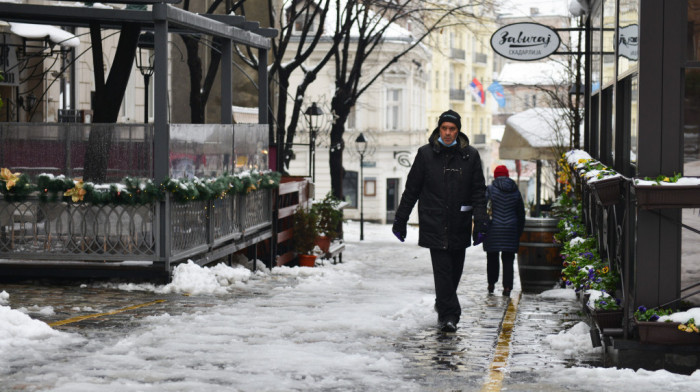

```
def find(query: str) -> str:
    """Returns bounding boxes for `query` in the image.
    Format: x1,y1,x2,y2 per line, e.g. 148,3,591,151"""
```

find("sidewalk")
2,221,699,391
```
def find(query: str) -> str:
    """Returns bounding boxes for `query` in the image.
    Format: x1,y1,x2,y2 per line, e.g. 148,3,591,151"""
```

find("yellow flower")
246,184,257,193
679,324,685,331
602,266,609,274
1,168,21,190
64,179,87,202
663,177,670,182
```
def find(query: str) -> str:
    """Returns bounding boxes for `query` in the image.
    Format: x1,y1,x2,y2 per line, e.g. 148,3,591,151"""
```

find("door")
386,178,399,222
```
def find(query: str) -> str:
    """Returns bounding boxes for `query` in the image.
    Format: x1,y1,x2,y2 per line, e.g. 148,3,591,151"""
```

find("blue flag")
487,81,506,108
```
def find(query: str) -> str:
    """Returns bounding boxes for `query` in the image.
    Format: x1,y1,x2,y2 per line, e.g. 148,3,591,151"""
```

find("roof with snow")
500,107,573,160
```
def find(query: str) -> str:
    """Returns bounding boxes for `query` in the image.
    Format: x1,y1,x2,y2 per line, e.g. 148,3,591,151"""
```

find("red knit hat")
494,165,509,178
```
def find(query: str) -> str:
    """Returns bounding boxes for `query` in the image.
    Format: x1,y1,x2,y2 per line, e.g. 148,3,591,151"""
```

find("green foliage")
643,172,682,184
593,296,621,311
293,205,319,255
634,306,675,322
0,169,281,204
311,192,343,240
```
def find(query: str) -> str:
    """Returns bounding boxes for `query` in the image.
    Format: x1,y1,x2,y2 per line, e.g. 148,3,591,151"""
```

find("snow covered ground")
1,221,700,391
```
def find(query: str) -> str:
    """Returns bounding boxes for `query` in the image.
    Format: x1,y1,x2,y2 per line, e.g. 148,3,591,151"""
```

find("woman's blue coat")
483,176,525,252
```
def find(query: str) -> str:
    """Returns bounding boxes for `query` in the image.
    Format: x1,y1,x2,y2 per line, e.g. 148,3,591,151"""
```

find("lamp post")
304,102,323,182
355,133,367,241
136,32,155,124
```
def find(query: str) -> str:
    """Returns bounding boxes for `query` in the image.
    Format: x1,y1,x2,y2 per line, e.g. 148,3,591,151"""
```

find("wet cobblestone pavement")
1,232,605,391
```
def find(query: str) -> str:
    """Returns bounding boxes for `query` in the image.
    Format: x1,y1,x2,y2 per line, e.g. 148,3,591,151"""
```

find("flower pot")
633,183,700,209
589,176,622,206
635,318,700,345
298,254,317,267
314,235,330,254
591,309,624,330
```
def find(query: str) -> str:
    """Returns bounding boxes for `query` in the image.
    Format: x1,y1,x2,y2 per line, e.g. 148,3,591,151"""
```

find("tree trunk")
84,23,140,183
329,96,351,200
182,35,204,124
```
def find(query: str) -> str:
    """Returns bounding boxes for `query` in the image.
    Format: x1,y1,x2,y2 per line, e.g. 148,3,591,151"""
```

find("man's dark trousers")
430,248,465,324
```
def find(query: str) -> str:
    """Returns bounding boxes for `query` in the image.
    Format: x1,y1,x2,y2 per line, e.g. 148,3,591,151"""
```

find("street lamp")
136,32,154,124
304,102,323,182
355,133,367,241
17,93,37,113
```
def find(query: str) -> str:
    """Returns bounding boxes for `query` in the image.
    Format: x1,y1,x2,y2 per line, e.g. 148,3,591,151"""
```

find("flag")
469,77,486,107
487,81,506,108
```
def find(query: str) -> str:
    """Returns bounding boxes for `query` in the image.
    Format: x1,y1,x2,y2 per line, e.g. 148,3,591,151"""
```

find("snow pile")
539,288,577,300
0,291,8,305
544,321,601,356
658,308,700,324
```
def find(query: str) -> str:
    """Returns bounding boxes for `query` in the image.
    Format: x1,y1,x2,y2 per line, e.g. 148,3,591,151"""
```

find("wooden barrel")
517,217,561,293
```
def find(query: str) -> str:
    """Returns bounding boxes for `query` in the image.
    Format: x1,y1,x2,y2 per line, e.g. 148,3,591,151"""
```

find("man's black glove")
392,219,406,242
472,220,489,246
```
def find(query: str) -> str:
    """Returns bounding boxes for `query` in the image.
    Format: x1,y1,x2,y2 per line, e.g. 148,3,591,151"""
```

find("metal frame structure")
0,1,277,281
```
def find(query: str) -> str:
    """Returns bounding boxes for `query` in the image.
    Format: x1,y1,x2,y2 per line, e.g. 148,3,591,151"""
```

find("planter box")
633,182,700,209
589,176,622,206
636,319,700,345
591,309,624,330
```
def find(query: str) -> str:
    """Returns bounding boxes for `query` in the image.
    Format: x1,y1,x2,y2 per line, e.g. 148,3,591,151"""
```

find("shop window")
343,170,358,208
618,0,639,76
684,69,700,170
688,0,700,61
591,6,602,92
630,76,639,171
602,0,617,86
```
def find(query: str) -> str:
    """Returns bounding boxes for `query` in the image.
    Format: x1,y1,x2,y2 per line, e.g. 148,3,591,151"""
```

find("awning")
500,108,573,161
8,22,80,48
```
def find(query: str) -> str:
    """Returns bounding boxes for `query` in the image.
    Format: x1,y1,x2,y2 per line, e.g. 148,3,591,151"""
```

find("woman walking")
483,165,525,296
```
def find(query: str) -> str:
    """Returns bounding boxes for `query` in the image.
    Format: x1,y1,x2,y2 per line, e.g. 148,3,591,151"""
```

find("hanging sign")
490,22,561,61
618,24,638,61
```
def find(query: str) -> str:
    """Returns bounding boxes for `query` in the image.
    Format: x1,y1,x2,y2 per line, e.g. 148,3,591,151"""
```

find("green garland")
0,169,281,204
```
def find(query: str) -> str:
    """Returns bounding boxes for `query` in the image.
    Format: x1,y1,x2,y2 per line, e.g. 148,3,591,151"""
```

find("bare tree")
326,0,490,199
235,0,346,174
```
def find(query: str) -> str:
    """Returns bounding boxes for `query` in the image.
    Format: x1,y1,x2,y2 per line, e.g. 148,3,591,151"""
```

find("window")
343,170,358,208
347,106,356,129
386,88,401,130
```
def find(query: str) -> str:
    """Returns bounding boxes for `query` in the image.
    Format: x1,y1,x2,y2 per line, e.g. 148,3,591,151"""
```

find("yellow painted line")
48,299,166,327
481,291,521,392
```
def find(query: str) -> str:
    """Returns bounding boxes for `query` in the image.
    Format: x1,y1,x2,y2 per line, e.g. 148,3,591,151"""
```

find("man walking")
392,110,488,333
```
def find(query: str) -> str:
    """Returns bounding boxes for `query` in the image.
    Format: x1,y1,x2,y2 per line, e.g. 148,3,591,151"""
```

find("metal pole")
310,129,316,182
360,153,364,241
144,74,149,124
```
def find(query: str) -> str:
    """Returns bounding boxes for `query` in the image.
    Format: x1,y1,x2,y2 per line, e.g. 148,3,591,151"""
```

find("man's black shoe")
440,320,457,333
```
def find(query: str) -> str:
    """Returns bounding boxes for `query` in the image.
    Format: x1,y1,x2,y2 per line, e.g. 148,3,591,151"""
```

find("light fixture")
136,32,155,123
304,102,324,182
355,132,368,240
17,93,37,113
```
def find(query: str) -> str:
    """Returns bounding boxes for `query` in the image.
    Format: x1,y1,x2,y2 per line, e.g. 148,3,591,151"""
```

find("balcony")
451,47,466,60
473,52,488,65
450,89,466,101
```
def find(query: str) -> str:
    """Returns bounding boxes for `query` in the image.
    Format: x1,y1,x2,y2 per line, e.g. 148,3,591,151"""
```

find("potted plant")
589,295,624,330
292,205,319,267
633,306,700,345
311,192,343,253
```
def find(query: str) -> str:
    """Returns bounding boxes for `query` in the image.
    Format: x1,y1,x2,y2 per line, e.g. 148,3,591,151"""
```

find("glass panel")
618,0,639,76
233,124,269,174
684,69,700,170
688,0,700,61
343,170,358,208
0,123,153,182
170,124,233,179
591,5,602,93
602,0,617,86
682,208,700,305
630,76,639,169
